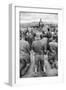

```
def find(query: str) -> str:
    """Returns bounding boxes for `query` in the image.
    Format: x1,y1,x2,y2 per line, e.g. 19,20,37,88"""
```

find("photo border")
9,4,64,86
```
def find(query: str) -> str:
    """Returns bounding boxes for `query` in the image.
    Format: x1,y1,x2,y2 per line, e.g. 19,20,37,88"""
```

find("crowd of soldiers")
20,24,58,78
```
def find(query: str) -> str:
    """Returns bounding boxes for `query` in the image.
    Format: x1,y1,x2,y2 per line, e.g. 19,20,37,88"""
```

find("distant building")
39,18,44,28
38,18,44,31
30,18,44,30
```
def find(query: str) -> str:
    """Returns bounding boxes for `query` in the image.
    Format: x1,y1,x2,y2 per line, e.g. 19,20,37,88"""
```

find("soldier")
20,35,31,77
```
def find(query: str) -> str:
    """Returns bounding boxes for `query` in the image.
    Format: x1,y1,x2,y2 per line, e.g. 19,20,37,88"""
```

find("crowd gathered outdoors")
20,19,58,78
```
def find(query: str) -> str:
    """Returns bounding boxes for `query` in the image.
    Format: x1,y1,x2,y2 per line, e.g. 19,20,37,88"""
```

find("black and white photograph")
20,12,58,78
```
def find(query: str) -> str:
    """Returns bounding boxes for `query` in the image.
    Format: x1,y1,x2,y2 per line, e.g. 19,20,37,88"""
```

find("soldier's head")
47,28,50,32
40,34,43,39
44,50,47,55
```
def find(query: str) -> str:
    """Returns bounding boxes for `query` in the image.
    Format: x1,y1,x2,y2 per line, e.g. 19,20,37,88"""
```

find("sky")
20,12,58,24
